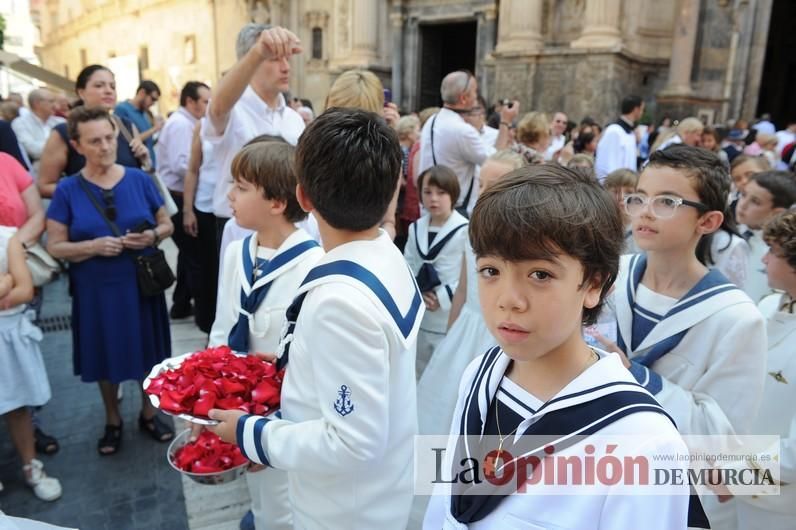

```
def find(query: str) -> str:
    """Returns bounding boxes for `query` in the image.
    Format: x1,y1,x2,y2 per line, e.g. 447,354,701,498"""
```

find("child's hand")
253,352,277,363
248,463,267,473
188,422,205,442
207,408,247,444
585,328,630,368
706,469,734,502
422,291,439,311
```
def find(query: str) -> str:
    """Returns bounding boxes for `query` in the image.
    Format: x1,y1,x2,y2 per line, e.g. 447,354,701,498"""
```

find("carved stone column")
570,0,623,49
390,11,405,108
478,4,498,58
494,0,543,55
350,0,379,62
661,0,700,95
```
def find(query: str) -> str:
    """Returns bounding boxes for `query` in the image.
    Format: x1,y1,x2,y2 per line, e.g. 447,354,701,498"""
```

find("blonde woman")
512,111,550,164
652,116,704,151
326,69,401,238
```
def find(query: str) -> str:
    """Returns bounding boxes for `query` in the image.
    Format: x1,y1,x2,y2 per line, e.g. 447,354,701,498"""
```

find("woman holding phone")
45,106,174,456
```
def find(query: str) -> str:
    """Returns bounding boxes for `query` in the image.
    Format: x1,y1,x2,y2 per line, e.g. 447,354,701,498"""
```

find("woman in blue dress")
46,106,174,455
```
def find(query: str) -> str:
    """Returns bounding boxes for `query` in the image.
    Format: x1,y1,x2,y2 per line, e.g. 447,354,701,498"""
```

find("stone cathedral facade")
36,0,793,126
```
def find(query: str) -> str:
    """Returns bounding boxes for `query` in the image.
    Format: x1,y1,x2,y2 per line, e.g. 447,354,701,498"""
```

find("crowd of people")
1,21,796,530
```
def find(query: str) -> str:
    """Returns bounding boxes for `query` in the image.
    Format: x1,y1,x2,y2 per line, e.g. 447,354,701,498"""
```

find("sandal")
97,423,123,456
139,414,174,442
34,428,60,455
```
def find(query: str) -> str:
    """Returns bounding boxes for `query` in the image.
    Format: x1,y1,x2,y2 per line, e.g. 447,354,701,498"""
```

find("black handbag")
78,174,175,296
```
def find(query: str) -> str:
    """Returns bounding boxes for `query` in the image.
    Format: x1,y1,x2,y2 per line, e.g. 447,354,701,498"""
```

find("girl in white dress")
0,226,61,501
417,151,525,435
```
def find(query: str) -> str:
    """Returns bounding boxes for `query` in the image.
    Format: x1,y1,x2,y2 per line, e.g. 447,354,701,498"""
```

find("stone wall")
489,50,668,124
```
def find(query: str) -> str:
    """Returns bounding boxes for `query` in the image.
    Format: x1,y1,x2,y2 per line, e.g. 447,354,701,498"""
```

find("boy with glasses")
611,145,767,528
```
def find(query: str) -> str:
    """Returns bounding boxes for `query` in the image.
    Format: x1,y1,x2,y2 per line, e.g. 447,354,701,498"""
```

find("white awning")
0,50,73,92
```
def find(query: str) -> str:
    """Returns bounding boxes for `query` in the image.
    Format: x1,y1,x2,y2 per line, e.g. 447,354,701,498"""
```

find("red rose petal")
193,394,216,416
149,347,283,418
251,381,280,405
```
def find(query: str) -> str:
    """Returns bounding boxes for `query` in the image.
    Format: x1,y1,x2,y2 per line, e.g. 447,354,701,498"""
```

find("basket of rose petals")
144,346,284,425
168,429,249,485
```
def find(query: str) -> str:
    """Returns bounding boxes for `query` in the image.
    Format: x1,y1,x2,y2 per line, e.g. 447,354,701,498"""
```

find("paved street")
0,240,249,530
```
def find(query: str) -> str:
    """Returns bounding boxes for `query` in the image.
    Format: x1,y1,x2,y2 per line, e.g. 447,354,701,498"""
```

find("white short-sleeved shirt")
418,107,494,215
202,88,305,218
156,107,197,193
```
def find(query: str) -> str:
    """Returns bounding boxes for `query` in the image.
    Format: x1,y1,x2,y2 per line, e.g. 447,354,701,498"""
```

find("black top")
0,120,29,169
54,118,141,177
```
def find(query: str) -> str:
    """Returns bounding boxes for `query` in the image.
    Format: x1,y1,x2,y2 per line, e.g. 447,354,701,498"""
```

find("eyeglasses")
102,189,116,221
623,193,708,219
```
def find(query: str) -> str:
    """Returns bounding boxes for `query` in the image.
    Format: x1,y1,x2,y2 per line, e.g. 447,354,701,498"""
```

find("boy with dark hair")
425,164,695,529
209,141,323,530
736,170,796,302
210,108,425,529
614,145,767,528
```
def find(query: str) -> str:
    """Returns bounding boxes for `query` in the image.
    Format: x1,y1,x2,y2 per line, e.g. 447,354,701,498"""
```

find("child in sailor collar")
609,145,767,529
210,108,424,530
716,211,796,530
424,165,692,529
735,170,796,302
404,164,468,376
207,141,323,530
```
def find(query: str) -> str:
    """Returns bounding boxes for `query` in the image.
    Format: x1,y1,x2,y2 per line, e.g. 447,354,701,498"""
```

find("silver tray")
143,351,246,426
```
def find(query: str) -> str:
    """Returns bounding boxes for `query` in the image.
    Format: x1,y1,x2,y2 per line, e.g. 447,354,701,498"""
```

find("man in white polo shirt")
418,70,515,216
203,24,305,237
11,89,64,175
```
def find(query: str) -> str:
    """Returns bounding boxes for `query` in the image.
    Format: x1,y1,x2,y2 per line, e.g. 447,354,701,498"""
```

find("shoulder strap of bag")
112,115,134,143
77,174,124,238
430,115,438,166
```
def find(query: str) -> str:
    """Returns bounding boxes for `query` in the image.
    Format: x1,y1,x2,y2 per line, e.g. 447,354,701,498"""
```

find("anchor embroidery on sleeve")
769,370,789,384
334,385,355,416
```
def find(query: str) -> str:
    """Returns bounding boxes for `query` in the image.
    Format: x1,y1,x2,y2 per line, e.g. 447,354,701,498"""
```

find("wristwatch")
150,228,160,246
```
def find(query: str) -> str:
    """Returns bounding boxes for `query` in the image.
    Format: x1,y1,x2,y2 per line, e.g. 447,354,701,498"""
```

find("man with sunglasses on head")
418,70,516,217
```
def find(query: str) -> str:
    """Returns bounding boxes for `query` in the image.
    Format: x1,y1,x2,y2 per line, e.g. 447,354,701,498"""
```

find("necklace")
494,348,599,455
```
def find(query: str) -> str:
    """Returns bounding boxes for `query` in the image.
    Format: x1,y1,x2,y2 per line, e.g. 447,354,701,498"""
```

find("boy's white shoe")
23,459,62,501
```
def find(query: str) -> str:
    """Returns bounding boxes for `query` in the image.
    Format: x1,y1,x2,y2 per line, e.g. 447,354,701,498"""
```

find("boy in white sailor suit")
425,165,700,530
405,164,468,375
711,211,796,529
210,108,425,529
734,170,796,302
609,146,767,528
207,141,323,530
